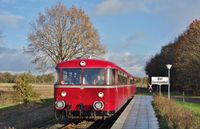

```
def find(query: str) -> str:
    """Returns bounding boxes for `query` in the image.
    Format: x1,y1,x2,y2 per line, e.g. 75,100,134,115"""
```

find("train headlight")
80,61,86,66
93,101,104,110
98,92,104,98
61,91,67,97
61,81,64,85
55,101,65,109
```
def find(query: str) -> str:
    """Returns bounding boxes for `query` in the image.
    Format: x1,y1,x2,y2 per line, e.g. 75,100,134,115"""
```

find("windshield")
62,68,82,85
83,68,105,85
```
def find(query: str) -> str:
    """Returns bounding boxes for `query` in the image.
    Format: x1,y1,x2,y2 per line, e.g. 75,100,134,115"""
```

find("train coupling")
79,103,84,117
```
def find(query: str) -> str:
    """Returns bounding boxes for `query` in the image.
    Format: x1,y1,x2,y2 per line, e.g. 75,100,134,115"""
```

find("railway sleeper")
64,110,113,120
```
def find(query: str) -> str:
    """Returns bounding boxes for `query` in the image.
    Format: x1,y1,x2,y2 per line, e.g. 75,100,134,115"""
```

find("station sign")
151,77,169,85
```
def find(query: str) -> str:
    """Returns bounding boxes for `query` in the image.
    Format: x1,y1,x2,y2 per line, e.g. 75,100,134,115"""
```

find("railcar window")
128,78,130,84
118,71,128,85
55,68,60,84
123,76,128,84
106,69,115,85
83,68,105,85
62,68,81,85
130,77,135,84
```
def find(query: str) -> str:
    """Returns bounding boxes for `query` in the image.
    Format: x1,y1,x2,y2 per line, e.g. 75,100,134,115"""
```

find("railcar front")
54,59,117,119
54,59,136,120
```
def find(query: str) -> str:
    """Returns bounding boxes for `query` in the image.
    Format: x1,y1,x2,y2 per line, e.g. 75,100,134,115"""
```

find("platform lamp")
166,64,172,99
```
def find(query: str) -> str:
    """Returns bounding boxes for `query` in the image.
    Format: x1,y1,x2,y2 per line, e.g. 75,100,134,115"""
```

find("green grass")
39,98,54,106
160,91,200,98
176,101,200,118
0,103,16,109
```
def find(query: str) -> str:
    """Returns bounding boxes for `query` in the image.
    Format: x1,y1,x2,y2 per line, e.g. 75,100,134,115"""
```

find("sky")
0,0,200,76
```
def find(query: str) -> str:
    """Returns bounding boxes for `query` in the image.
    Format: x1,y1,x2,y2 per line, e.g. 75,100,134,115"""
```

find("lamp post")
166,64,172,99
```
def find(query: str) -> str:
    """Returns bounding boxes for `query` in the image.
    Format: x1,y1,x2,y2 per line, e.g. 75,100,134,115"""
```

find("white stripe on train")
55,85,135,89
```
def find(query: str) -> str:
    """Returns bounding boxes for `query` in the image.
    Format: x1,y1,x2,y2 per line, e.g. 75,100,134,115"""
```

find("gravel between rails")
61,120,95,129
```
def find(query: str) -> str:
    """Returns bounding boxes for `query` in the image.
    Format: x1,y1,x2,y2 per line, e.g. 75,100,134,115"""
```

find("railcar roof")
56,59,134,77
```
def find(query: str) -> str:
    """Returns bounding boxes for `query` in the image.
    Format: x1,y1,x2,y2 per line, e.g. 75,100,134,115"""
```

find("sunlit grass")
0,104,16,109
0,83,53,108
161,91,200,98
176,101,200,118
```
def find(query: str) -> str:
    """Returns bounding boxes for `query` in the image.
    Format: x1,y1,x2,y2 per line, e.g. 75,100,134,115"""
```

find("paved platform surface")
111,96,159,129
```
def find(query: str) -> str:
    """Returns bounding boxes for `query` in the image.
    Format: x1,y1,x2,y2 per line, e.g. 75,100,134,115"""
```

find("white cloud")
123,32,145,47
94,0,200,48
124,52,131,56
94,0,200,31
94,0,200,17
0,47,55,75
0,12,23,26
104,52,151,77
150,0,200,32
0,47,150,76
94,0,150,16
0,47,33,72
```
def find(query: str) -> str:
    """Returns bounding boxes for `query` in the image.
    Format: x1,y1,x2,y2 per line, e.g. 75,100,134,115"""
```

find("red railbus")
54,59,136,119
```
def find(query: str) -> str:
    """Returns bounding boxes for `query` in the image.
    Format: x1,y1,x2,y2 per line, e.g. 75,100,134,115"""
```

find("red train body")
54,59,136,118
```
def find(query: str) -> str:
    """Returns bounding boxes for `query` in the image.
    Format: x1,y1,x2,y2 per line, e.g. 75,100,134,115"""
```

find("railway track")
31,98,132,129
60,98,132,129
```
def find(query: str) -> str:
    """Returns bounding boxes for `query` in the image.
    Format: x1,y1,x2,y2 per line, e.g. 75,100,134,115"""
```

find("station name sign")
151,77,169,85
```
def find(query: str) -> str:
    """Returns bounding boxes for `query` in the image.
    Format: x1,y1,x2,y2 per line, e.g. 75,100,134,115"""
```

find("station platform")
111,96,159,129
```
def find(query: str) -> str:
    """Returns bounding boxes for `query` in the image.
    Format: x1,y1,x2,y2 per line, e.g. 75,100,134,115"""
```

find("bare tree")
26,3,106,70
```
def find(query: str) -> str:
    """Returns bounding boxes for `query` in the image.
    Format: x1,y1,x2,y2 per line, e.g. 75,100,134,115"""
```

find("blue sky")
0,0,200,76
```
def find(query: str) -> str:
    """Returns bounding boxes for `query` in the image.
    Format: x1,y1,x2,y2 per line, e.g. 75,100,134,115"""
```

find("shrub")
13,73,39,104
154,96,200,129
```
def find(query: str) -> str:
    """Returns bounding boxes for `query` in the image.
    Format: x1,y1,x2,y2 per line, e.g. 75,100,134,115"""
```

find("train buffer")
111,96,159,129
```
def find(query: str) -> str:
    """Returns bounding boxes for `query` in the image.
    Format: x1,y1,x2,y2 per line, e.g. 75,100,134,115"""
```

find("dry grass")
0,83,14,91
154,96,200,129
0,83,54,107
0,83,55,128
